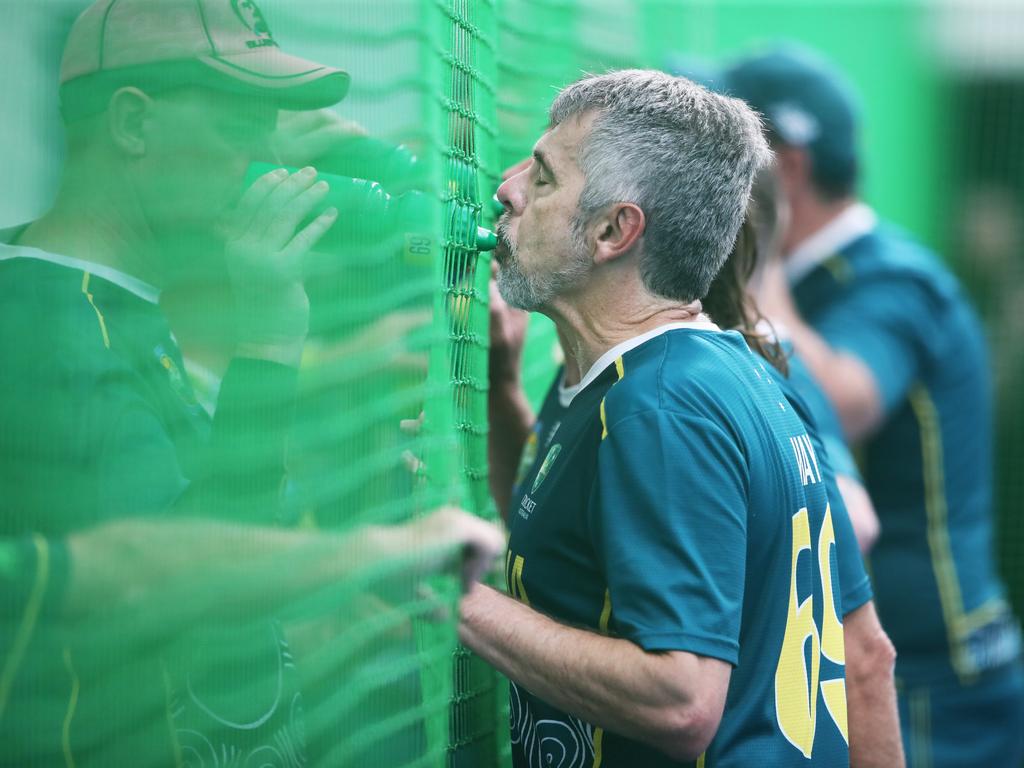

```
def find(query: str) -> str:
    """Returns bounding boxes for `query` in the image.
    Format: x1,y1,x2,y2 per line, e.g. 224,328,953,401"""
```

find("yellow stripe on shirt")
598,589,612,634
62,646,79,768
81,272,110,349
592,727,605,768
599,357,626,441
0,534,49,721
594,360,626,768
908,385,972,681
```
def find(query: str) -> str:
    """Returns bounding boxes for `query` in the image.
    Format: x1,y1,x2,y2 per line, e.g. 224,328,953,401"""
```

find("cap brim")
199,49,350,109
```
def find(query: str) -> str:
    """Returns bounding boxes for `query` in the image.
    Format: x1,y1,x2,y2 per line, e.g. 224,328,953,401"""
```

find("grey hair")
550,69,773,302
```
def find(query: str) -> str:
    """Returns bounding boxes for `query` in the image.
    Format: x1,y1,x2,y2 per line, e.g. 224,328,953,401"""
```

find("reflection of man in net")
3,0,347,521
0,0,344,762
0,1,503,765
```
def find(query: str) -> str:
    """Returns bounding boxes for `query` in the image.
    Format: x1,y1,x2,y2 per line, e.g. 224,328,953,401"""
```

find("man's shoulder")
0,251,122,368
824,225,985,355
0,249,88,297
605,328,762,424
842,224,959,293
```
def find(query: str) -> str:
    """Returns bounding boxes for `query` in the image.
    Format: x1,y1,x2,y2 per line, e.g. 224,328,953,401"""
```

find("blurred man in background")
723,45,1024,766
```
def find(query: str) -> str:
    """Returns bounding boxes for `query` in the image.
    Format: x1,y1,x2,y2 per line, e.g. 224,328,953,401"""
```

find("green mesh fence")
2,1,1024,767
430,1,505,766
496,0,644,409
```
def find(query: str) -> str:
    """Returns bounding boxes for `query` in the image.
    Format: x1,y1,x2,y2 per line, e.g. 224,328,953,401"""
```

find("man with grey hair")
460,69,852,766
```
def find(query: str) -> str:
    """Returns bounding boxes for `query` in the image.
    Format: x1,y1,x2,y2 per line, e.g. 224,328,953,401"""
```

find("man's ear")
106,87,153,157
592,202,645,266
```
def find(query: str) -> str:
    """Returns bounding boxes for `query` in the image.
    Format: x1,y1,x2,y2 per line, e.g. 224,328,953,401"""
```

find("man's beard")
495,217,590,311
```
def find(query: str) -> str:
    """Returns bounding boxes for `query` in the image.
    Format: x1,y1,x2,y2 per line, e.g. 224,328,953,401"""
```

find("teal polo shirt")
0,238,304,766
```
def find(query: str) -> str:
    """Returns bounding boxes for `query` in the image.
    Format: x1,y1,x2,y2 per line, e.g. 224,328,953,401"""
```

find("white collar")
0,241,160,304
785,203,877,285
557,319,721,407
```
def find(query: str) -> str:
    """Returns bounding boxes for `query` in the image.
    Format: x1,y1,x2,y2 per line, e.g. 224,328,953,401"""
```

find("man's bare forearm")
64,512,485,626
758,264,883,441
459,584,728,761
836,473,880,553
65,519,379,624
844,602,904,768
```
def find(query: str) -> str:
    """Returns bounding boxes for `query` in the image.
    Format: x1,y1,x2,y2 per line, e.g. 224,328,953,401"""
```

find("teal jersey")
0,247,297,531
782,341,862,485
515,350,871,620
507,327,849,767
766,349,872,616
0,244,304,766
792,223,1020,684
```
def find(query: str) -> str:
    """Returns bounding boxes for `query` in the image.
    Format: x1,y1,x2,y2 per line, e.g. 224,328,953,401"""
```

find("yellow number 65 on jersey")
774,505,848,757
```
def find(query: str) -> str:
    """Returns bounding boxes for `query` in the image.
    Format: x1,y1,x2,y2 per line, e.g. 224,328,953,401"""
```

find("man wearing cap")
722,46,1024,766
0,0,349,764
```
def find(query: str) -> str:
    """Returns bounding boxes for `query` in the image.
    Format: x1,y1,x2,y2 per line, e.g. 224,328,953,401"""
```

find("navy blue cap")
722,45,861,194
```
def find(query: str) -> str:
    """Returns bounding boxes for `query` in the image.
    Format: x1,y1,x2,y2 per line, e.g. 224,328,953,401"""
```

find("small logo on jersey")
543,420,561,451
231,0,277,48
513,424,541,494
532,443,561,493
155,345,198,408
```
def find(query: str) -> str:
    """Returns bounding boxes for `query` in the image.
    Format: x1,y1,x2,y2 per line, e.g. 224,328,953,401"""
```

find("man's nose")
495,167,527,216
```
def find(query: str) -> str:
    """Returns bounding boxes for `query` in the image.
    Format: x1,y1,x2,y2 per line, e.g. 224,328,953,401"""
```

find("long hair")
703,211,789,376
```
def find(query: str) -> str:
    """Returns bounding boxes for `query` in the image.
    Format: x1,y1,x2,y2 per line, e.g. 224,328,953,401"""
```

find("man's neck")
15,171,163,289
782,195,857,258
547,281,707,386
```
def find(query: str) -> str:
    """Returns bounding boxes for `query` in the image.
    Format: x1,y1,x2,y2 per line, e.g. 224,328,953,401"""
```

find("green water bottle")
313,136,426,194
243,163,497,255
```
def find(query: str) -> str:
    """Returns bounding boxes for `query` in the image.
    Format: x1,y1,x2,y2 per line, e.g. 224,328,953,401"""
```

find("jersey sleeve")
797,395,873,616
823,435,861,483
97,395,192,520
590,409,747,664
812,274,942,416
203,358,298,522
829,483,873,616
791,362,862,483
0,534,70,724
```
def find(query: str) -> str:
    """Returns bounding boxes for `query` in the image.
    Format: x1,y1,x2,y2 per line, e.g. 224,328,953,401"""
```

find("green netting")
0,1,472,766
2,1,1024,766
496,0,645,409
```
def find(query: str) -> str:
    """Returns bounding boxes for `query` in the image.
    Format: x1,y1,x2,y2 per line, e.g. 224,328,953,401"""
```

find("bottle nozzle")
476,227,498,251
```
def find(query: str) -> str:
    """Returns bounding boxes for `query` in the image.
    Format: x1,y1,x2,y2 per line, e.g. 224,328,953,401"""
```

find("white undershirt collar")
0,241,160,304
785,202,877,286
557,319,721,407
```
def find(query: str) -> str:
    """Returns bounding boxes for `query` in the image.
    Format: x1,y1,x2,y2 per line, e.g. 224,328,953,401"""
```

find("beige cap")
60,0,350,108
